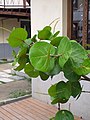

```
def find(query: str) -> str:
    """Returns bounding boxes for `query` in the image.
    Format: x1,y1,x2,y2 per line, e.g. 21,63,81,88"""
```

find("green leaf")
7,28,27,47
39,72,49,81
15,53,28,71
12,50,17,58
18,54,28,64
15,57,27,71
48,84,57,97
15,64,24,71
12,57,18,66
43,26,51,31
63,59,81,82
25,38,33,46
58,37,72,68
49,81,71,104
55,110,74,120
50,31,60,40
24,63,39,78
73,59,90,75
51,97,60,104
18,47,28,58
56,81,71,100
31,34,37,42
50,37,64,47
71,81,82,98
53,31,60,38
70,42,88,67
51,97,68,104
50,58,62,76
29,42,55,72
38,26,52,40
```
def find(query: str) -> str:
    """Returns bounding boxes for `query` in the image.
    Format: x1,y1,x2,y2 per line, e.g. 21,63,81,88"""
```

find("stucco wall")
31,0,90,120
31,0,67,36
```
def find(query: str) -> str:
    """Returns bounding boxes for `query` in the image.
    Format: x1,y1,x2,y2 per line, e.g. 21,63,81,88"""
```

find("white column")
31,0,67,103
31,0,67,36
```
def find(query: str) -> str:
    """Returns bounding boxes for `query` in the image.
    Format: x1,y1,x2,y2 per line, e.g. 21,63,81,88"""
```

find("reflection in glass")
73,0,83,43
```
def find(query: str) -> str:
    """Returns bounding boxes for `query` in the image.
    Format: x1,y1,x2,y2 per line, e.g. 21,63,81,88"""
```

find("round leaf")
48,84,57,97
63,59,81,82
7,28,28,47
29,42,55,72
38,26,52,40
55,110,74,120
50,37,63,47
70,42,88,67
24,63,39,78
56,81,71,100
15,56,27,71
50,59,62,76
58,37,72,68
73,59,90,75
39,72,49,81
48,82,70,104
71,81,82,98
51,97,68,104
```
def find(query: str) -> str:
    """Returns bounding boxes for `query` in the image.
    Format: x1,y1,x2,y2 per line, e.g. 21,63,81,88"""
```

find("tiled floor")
0,63,31,100
0,63,27,83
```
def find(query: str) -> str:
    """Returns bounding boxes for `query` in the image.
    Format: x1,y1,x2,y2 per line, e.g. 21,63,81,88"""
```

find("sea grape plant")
7,25,90,120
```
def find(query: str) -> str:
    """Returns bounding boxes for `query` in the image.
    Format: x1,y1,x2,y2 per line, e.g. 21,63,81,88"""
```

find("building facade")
0,0,30,60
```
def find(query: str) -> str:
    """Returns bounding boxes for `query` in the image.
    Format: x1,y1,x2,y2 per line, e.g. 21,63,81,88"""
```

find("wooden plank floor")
0,97,57,120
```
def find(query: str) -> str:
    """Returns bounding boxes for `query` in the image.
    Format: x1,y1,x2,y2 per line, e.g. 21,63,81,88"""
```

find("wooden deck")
0,97,57,120
0,97,82,120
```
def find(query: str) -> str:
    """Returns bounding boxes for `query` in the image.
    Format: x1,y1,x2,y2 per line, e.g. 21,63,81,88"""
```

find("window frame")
67,0,89,48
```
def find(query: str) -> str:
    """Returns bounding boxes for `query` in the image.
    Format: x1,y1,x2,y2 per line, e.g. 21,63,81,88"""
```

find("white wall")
31,0,67,36
31,0,90,120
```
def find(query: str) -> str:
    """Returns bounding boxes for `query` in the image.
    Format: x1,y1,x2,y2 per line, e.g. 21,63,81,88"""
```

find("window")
21,20,31,38
67,0,90,49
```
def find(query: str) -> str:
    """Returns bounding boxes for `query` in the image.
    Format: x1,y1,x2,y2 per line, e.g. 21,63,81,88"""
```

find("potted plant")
7,23,90,120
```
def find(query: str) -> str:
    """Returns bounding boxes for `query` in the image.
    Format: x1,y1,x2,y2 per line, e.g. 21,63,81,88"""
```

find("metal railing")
0,0,30,8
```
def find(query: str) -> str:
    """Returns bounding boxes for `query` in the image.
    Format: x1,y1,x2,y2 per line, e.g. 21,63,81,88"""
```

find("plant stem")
50,54,62,58
58,103,61,111
53,20,60,34
49,17,60,26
